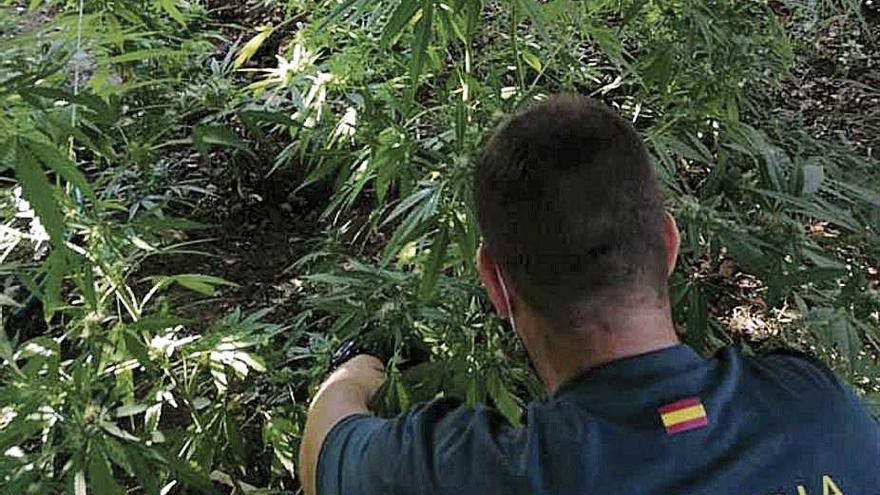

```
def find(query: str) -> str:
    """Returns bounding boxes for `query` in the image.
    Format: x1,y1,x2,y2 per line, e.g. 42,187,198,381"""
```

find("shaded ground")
134,153,327,489
137,1,325,331
142,155,325,329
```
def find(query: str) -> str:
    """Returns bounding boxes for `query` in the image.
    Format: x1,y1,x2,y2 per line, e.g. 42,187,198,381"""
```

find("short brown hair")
473,95,667,327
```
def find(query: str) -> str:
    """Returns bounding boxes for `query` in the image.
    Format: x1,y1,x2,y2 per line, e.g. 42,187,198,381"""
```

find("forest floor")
142,1,323,331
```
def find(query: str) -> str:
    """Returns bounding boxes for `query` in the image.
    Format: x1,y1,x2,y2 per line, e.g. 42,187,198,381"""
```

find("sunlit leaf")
158,0,187,26
12,140,65,247
263,413,297,476
233,25,273,69
487,369,521,425
22,137,97,204
521,50,542,72
100,421,141,442
75,470,86,495
191,124,255,158
159,274,238,296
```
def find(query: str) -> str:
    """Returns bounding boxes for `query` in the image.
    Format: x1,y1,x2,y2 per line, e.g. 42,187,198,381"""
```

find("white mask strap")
495,266,517,335
494,266,540,378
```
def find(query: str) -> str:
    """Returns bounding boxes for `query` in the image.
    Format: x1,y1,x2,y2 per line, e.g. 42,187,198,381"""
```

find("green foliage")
1,0,878,492
1,1,277,492
275,0,878,402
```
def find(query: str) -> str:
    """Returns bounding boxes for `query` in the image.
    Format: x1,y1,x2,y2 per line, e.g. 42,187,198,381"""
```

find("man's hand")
299,355,386,495
318,354,385,403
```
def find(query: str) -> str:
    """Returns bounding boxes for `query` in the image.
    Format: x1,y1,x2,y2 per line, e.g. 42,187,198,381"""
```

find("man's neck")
521,298,680,394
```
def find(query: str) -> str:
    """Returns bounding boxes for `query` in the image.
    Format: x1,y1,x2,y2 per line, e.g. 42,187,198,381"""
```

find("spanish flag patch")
659,397,708,435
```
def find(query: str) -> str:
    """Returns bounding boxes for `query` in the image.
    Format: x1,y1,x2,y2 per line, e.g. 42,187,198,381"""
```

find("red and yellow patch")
659,397,708,434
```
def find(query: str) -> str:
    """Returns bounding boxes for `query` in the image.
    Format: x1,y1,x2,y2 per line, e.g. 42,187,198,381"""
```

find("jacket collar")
552,344,705,399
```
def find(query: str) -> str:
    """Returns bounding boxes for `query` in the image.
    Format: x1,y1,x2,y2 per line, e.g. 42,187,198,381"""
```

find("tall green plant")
1,3,285,492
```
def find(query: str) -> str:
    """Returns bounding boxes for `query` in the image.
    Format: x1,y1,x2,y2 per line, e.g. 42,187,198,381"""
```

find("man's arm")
299,355,385,495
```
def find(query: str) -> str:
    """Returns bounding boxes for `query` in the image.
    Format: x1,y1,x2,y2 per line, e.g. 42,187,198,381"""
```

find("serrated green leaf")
122,330,152,367
756,189,860,232
159,274,238,296
409,1,433,90
71,253,98,310
13,141,65,247
381,0,421,47
159,0,186,26
513,0,545,32
761,144,789,192
419,223,449,301
159,452,220,494
395,376,411,410
263,414,297,476
191,124,255,158
22,137,97,204
521,50,542,72
127,315,190,332
487,369,521,425
43,248,69,318
225,413,246,463
22,87,118,124
126,447,159,495
382,187,434,227
44,114,114,158
88,452,124,495
315,0,365,30
233,26,273,69
830,313,860,377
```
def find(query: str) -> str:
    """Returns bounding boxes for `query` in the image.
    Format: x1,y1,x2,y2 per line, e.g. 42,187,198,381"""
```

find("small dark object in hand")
329,338,361,370
329,335,392,371
329,330,431,372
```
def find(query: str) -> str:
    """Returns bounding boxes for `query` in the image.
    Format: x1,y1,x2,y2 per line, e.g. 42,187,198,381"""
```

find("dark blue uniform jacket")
318,345,880,495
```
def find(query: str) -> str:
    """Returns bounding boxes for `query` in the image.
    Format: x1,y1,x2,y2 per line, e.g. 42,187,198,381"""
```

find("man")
299,95,879,495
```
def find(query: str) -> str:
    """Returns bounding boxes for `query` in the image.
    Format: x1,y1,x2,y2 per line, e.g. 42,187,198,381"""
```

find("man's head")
474,95,679,333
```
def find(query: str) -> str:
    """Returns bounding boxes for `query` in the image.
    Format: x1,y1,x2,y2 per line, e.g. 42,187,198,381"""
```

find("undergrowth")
1,0,878,493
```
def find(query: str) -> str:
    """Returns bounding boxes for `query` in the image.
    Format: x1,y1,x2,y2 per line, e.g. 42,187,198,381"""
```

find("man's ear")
663,211,681,277
476,245,511,318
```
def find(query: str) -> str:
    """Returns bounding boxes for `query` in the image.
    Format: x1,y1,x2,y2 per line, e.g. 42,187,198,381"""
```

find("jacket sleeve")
316,398,528,495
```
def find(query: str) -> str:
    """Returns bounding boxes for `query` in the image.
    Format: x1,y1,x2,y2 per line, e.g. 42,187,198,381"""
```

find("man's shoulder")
748,346,836,376
716,346,836,387
716,346,870,414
